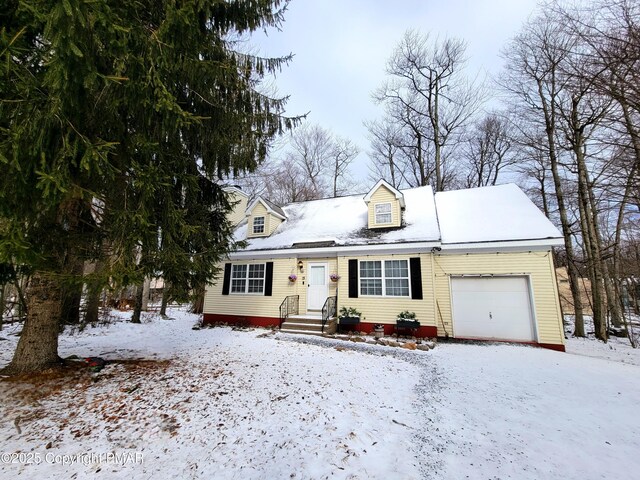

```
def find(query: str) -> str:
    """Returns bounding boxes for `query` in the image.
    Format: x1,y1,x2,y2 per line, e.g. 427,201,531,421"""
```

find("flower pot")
373,327,384,338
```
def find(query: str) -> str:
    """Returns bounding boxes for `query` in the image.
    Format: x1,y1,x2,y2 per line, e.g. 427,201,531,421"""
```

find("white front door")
307,263,328,311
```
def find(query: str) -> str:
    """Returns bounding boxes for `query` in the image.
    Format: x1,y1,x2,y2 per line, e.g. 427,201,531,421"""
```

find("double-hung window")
374,203,392,224
231,264,265,294
359,260,409,297
253,216,265,234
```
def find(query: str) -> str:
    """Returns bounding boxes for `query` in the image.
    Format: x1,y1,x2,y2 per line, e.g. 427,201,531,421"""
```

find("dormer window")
364,180,405,229
253,216,265,234
375,203,392,224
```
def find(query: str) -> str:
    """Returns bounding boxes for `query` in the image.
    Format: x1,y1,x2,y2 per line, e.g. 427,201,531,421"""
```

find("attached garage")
451,276,536,342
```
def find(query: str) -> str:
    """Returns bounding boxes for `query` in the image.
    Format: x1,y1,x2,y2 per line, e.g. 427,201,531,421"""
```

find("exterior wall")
246,202,283,238
367,185,402,228
335,253,435,330
204,257,298,320
226,190,248,226
202,257,338,320
432,251,565,347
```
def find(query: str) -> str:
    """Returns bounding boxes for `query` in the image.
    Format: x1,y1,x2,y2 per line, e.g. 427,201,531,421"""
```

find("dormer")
223,186,249,226
364,179,405,229
245,197,286,238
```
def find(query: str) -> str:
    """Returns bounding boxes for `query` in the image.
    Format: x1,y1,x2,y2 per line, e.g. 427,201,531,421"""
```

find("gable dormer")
364,179,405,229
245,197,286,238
223,186,249,226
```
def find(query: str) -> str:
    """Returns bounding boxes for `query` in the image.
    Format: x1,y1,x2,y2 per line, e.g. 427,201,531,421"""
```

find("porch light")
297,260,304,272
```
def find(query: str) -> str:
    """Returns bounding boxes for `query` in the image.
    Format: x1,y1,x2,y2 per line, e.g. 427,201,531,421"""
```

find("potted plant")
373,324,385,338
338,306,361,325
396,310,420,329
288,274,297,283
329,273,340,282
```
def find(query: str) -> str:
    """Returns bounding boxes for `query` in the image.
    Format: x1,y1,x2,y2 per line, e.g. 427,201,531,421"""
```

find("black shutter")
348,259,358,298
222,263,231,295
264,262,274,296
410,257,423,300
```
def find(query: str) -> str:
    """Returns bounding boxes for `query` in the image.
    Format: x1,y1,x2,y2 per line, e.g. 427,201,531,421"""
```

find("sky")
250,0,541,179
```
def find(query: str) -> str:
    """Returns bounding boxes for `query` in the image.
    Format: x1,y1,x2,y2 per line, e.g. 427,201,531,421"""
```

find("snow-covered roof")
234,185,439,251
435,183,562,245
232,183,562,253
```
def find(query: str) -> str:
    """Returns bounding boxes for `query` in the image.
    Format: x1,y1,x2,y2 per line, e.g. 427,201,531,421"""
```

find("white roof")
232,183,562,253
235,185,439,251
435,183,562,244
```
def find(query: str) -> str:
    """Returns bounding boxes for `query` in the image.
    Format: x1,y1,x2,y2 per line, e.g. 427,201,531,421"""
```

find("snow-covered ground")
1,309,639,479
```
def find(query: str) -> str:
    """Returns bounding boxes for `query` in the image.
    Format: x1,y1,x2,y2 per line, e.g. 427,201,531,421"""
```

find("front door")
307,263,328,311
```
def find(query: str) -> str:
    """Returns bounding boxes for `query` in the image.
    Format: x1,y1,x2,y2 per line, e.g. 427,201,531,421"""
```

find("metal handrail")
279,295,299,329
321,296,337,333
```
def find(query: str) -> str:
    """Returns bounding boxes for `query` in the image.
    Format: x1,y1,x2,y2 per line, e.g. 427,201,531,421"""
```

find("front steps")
280,313,336,336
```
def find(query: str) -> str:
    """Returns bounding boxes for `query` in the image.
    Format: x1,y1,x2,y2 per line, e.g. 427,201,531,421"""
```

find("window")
374,203,392,224
253,216,265,234
359,259,409,297
231,264,265,294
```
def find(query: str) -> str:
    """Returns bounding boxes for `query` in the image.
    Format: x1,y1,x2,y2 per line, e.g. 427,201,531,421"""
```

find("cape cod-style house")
205,180,566,351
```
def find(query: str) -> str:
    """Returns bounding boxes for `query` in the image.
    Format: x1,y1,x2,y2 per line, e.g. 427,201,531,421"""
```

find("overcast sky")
251,0,541,179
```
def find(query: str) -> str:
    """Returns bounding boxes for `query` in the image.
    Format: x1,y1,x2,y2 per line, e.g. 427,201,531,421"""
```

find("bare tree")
463,112,515,188
330,136,359,197
374,29,485,191
501,10,589,337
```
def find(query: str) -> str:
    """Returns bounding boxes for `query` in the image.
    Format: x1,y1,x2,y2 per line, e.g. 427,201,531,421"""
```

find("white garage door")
451,276,535,342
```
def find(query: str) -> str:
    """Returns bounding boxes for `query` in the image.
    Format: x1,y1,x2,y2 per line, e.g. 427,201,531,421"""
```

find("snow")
236,185,440,251
1,309,640,479
435,183,562,245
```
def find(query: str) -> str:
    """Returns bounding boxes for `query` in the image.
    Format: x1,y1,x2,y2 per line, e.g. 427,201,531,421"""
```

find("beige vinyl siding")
226,191,248,226
246,203,283,238
368,185,402,228
336,254,435,327
203,257,339,318
432,251,564,345
204,258,297,318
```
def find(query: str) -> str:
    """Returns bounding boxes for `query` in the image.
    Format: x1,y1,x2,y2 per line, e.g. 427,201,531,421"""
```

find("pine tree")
0,0,297,374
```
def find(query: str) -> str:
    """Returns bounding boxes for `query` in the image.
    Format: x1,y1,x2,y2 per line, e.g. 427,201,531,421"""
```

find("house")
204,180,566,351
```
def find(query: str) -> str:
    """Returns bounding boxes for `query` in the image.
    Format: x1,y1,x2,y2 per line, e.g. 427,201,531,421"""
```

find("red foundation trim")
453,336,566,352
203,313,280,328
338,322,438,338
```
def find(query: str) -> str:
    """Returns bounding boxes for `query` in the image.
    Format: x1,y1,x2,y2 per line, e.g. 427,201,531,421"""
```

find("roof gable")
364,179,406,208
245,197,287,221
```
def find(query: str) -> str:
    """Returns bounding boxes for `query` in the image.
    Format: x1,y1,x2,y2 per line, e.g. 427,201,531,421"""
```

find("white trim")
374,202,393,225
227,238,561,260
223,186,249,199
245,197,287,220
228,241,442,260
229,262,266,295
252,216,265,234
440,238,563,253
364,179,406,208
358,259,411,298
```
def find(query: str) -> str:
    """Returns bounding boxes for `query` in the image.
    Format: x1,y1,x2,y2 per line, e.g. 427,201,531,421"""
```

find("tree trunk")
131,282,144,324
0,283,5,331
141,277,151,311
2,273,63,375
191,284,205,314
160,284,170,317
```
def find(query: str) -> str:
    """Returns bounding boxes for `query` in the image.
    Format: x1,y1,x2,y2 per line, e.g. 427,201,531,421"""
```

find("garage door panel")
451,277,535,342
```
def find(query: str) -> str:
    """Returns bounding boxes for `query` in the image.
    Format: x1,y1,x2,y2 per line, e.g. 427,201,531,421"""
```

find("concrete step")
281,322,325,332
278,328,326,336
